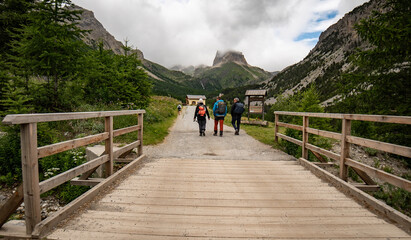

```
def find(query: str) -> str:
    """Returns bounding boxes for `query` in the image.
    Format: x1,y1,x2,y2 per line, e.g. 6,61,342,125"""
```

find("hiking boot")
220,131,223,137
203,132,206,136
199,132,202,136
213,131,218,136
235,129,239,135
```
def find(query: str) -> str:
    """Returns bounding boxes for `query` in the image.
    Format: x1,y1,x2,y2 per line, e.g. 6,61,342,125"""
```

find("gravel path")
144,106,294,161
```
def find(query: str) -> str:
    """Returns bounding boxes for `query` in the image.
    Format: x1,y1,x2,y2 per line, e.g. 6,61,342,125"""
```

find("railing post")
302,116,309,159
274,113,279,142
138,113,143,156
104,116,113,177
20,123,41,234
340,117,351,181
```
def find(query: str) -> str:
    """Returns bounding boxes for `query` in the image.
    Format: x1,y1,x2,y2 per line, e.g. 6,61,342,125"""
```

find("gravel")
143,106,295,161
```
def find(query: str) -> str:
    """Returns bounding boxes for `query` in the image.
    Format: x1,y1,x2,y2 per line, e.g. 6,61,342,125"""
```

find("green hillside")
195,62,271,91
142,60,211,101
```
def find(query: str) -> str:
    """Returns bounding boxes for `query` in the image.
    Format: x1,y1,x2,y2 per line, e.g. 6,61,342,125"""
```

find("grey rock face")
73,5,144,60
212,50,248,66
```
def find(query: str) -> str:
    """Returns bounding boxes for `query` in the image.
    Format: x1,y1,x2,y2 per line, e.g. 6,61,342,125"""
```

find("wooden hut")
186,95,206,105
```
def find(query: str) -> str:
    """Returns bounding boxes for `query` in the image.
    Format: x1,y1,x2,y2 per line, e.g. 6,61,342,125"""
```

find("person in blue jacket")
212,96,227,137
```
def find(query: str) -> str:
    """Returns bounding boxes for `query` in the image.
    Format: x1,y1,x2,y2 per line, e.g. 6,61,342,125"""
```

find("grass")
221,114,285,150
144,114,177,145
143,96,181,145
242,124,283,150
112,96,181,145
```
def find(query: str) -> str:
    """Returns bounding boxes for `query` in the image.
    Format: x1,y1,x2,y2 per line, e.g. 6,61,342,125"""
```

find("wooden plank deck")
47,158,410,239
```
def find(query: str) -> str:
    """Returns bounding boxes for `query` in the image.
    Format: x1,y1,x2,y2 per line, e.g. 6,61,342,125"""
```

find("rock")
212,50,248,66
70,5,144,60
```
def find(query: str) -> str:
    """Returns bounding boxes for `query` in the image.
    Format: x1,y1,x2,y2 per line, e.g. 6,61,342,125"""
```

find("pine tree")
0,0,34,54
0,83,34,115
10,0,87,111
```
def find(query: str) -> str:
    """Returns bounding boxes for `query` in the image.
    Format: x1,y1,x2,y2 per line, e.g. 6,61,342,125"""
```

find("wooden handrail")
275,111,411,124
275,111,344,119
274,111,411,192
306,127,341,140
2,110,145,125
346,135,411,158
0,110,145,236
37,132,109,158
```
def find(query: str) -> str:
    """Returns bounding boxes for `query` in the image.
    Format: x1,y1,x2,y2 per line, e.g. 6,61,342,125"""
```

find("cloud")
72,0,368,72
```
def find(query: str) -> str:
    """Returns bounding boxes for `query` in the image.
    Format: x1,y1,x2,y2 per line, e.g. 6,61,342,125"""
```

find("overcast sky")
71,0,368,72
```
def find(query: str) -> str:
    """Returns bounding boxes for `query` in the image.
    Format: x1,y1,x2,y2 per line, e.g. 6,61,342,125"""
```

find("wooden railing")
274,111,411,192
0,110,144,236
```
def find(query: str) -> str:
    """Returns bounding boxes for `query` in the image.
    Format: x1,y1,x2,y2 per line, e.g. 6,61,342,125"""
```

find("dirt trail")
144,106,294,161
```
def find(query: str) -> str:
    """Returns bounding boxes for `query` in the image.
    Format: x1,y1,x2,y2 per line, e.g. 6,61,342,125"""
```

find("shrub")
373,183,411,217
365,147,378,156
0,126,22,185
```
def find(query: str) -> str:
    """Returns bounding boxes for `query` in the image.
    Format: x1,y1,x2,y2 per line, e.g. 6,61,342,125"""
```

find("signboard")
249,106,263,113
249,97,264,102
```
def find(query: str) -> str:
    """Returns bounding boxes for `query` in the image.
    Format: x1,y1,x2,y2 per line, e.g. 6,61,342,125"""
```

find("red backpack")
198,105,206,116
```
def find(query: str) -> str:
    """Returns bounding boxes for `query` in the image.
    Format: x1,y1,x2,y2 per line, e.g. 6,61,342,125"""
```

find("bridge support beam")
340,118,351,181
104,116,113,177
302,116,309,159
138,113,143,156
274,114,279,142
20,123,41,235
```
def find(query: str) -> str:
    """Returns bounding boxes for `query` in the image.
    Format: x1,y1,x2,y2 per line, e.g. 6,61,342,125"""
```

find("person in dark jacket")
212,96,227,136
194,99,210,136
231,97,244,135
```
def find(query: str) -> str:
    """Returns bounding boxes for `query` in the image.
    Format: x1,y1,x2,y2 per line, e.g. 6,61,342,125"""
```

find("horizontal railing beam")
352,184,380,192
2,110,146,125
306,127,341,140
345,158,411,192
113,140,140,159
37,133,109,159
306,143,340,161
276,133,303,146
275,111,344,119
344,114,411,125
274,111,411,124
276,121,303,131
346,135,411,158
39,155,109,194
113,125,141,137
70,178,104,187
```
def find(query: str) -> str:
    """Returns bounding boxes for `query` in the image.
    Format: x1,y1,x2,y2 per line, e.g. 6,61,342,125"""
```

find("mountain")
74,5,273,98
193,51,273,91
213,50,248,66
74,6,143,58
73,5,202,100
266,0,382,106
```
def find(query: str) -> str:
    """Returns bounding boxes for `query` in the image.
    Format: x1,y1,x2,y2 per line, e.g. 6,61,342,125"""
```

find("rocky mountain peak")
73,5,144,60
212,50,248,66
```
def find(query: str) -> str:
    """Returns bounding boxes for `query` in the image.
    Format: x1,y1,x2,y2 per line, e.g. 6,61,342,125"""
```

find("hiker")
177,104,182,115
231,97,245,135
212,96,227,137
194,99,210,136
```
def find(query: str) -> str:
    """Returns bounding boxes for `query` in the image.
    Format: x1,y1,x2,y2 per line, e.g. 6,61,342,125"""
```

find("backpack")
216,101,226,115
233,102,245,114
198,105,206,116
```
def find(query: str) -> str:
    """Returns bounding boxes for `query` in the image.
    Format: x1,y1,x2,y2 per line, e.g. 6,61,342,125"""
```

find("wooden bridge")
0,109,410,239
